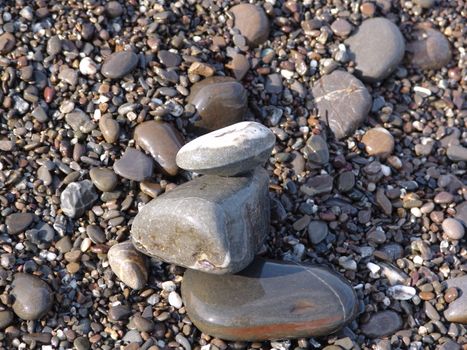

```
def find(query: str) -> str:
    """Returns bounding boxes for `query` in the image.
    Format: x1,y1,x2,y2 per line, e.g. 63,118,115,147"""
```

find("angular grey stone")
304,134,329,165
131,168,270,274
345,18,405,82
308,220,329,244
311,70,371,140
300,174,333,196
361,311,402,338
176,121,275,176
60,180,98,218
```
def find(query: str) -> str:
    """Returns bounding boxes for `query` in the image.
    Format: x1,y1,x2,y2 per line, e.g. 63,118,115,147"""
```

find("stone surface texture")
131,168,270,274
181,258,358,341
230,4,270,47
176,121,275,176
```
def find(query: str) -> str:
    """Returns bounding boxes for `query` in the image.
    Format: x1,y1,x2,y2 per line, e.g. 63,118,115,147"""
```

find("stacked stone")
129,121,359,341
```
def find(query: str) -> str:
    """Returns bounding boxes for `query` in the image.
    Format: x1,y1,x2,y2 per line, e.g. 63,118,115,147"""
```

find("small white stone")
413,255,423,265
411,207,422,217
168,291,183,309
387,285,416,300
79,57,98,75
367,262,381,274
414,86,432,97
161,281,176,292
381,164,391,176
281,69,294,79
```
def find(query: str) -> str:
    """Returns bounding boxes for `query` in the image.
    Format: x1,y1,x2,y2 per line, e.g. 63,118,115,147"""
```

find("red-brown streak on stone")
212,315,342,339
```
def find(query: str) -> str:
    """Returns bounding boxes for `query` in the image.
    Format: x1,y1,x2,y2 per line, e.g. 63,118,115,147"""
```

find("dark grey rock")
176,121,275,176
60,180,98,218
101,51,138,79
311,70,371,140
65,110,90,131
132,168,270,274
304,134,329,165
300,174,333,196
361,311,402,338
345,17,405,82
6,213,34,234
308,221,329,244
113,147,153,181
11,273,53,320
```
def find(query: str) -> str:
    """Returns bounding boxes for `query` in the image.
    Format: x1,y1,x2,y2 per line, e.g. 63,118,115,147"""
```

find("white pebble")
387,285,416,300
367,262,381,274
79,57,97,75
161,281,176,292
414,86,432,97
381,164,391,176
168,291,183,309
411,207,422,217
413,255,423,265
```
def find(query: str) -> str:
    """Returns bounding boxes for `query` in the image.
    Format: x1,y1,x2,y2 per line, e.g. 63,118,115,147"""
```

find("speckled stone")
108,241,148,290
11,273,54,320
312,70,371,140
444,275,467,324
101,51,138,79
345,17,405,82
134,121,183,176
181,258,358,341
60,180,98,218
407,26,452,70
187,77,247,134
176,122,275,176
230,4,270,47
132,168,269,274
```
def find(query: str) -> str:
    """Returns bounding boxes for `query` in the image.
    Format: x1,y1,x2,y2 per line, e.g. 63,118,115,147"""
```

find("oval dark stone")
181,258,358,341
101,51,138,79
187,76,247,134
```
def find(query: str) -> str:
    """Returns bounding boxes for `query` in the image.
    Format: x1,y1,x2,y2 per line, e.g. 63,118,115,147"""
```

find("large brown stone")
134,121,183,176
187,77,247,134
444,275,467,324
131,168,269,274
311,70,371,140
230,4,270,47
181,258,358,341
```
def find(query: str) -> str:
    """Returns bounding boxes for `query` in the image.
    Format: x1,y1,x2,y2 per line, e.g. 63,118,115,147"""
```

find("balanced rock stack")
130,121,359,340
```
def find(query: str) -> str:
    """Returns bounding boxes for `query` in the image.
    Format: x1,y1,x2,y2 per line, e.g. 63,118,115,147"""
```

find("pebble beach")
0,0,466,349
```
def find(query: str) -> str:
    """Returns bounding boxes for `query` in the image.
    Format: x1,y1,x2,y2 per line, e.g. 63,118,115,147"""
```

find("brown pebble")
419,292,435,301
444,287,458,303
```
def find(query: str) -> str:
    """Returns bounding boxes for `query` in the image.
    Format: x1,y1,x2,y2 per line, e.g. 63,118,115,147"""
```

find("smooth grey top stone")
311,70,371,140
345,17,405,82
101,51,138,79
176,121,275,176
131,167,270,274
60,180,98,218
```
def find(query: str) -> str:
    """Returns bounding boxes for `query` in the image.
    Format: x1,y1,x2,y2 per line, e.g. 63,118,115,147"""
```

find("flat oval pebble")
6,212,34,234
361,127,395,158
187,77,247,133
101,51,138,79
108,241,148,290
99,115,120,143
113,147,153,181
134,121,183,176
0,33,16,54
11,273,54,320
89,167,118,192
181,258,358,341
442,218,465,240
444,275,467,323
0,310,14,329
407,26,452,70
312,70,371,140
361,311,403,338
230,4,269,47
176,121,275,176
345,17,405,82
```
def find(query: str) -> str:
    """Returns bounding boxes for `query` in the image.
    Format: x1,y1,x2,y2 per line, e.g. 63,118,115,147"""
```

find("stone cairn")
113,121,360,341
